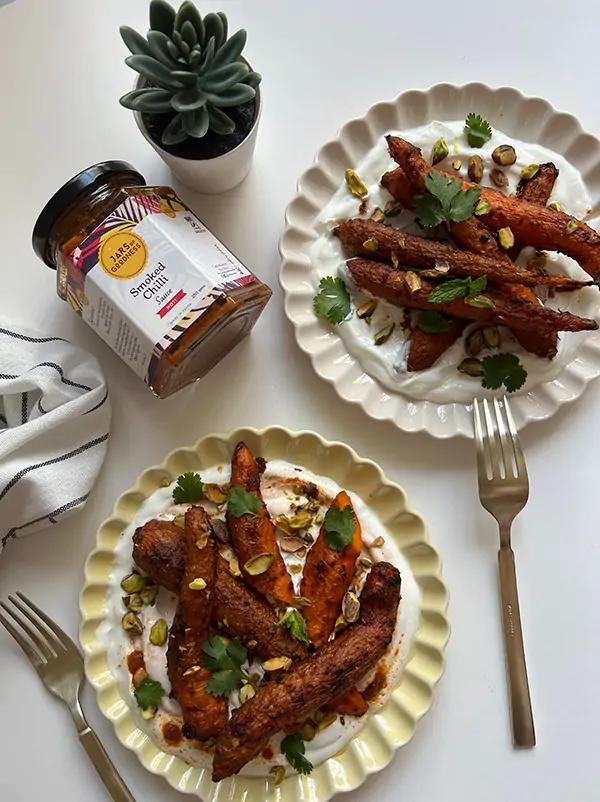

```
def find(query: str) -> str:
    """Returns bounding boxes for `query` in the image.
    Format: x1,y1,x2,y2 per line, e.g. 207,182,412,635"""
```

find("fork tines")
473,396,528,483
0,592,73,668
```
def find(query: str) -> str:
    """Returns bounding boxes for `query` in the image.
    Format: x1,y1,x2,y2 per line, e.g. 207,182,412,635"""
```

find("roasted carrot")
406,319,466,371
380,166,414,207
516,162,559,205
300,491,363,647
326,685,369,717
226,442,294,605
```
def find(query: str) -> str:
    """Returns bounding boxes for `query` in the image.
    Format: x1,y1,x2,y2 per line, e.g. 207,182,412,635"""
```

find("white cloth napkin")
0,320,111,553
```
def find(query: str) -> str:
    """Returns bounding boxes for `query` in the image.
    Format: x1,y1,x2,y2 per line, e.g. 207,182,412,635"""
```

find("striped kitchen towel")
0,320,111,553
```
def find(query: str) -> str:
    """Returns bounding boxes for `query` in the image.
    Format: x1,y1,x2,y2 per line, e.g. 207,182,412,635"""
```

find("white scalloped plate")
279,83,600,438
79,427,449,801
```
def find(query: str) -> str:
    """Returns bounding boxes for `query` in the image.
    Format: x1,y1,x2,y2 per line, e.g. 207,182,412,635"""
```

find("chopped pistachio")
362,237,379,251
140,584,158,606
374,323,394,346
289,563,302,574
262,656,293,671
490,169,508,188
183,665,202,676
189,578,207,591
371,536,385,548
384,200,403,218
457,357,484,377
333,613,349,633
345,169,368,198
204,483,228,505
468,155,484,184
121,573,146,594
453,136,460,153
289,511,313,530
358,556,373,570
122,611,143,635
465,295,495,309
521,163,540,180
173,514,186,529
149,619,168,647
452,159,462,171
465,329,484,357
123,593,143,613
475,199,492,216
140,706,156,720
404,271,422,294
371,207,386,224
430,137,449,166
244,552,275,576
391,251,400,269
498,227,515,249
239,683,256,703
280,537,306,553
195,531,211,551
293,595,313,607
317,711,338,731
229,555,242,577
210,518,230,545
298,722,317,741
565,220,579,235
296,547,307,559
482,326,500,349
548,201,563,212
492,145,517,166
356,299,378,319
132,667,148,688
342,591,360,623
269,766,286,786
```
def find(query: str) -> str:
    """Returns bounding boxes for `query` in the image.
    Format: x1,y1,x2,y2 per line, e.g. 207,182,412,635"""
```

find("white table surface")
1,0,600,800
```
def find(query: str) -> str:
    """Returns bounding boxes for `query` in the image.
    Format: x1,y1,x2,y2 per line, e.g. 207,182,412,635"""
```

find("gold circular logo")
99,230,148,279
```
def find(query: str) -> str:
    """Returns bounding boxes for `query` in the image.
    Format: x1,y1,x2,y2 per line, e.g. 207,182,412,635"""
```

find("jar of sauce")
32,161,272,398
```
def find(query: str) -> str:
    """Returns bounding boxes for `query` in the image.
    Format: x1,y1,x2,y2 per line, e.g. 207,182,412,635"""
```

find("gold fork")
0,592,135,801
473,397,536,749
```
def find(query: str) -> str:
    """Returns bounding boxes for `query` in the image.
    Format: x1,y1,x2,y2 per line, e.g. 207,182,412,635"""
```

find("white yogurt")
309,120,600,403
97,460,420,777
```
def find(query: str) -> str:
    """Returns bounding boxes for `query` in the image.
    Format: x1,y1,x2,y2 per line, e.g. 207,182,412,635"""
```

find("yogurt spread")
309,120,600,403
97,460,421,777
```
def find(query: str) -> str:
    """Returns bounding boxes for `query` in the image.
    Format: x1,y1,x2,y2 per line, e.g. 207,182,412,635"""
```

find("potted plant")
119,0,262,194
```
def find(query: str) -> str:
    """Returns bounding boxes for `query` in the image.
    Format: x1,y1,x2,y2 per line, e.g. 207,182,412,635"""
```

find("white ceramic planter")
133,74,262,195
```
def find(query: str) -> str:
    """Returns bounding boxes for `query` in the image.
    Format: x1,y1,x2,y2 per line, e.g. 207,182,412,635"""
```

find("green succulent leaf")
179,39,191,58
174,1,204,41
166,39,181,61
217,12,228,42
172,87,207,112
149,0,176,36
183,105,210,138
201,62,249,93
162,112,188,145
125,55,183,91
206,84,256,108
203,12,225,50
120,26,153,57
120,88,173,113
172,29,183,49
190,49,203,69
180,20,197,48
197,37,216,73
147,30,180,69
211,29,247,71
171,70,199,88
241,71,262,89
208,106,236,135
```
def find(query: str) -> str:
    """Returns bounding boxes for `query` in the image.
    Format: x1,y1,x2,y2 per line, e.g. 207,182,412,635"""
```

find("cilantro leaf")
227,486,262,518
413,173,481,227
281,734,314,775
202,635,248,697
427,275,487,305
173,472,204,504
482,353,527,393
323,505,356,550
464,113,492,148
417,311,451,333
276,609,309,643
134,677,165,710
313,277,351,325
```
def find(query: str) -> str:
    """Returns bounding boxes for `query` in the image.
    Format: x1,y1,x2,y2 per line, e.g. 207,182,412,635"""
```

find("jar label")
66,192,255,384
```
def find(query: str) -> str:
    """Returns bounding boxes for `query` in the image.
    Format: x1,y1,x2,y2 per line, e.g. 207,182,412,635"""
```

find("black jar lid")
32,161,146,269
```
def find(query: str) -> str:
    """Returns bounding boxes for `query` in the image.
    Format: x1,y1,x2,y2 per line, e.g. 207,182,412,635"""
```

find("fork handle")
78,726,136,801
498,545,536,748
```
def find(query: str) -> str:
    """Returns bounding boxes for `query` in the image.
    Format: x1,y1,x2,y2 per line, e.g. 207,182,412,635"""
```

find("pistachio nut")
316,711,338,731
490,169,508,188
492,145,517,166
269,766,286,787
123,593,143,613
374,323,395,346
465,328,484,357
289,563,302,574
482,325,500,349
357,556,373,570
498,227,515,249
120,573,146,594
298,722,317,742
188,577,207,591
132,667,148,688
452,159,462,171
239,683,256,703
521,163,540,180
210,517,230,545
183,665,202,676
140,584,158,606
173,514,186,529
140,706,157,720
280,537,306,553
195,530,211,551
391,251,400,269
296,547,307,559
122,611,143,636
262,656,293,672
457,357,484,377
371,207,386,224
430,137,449,166
466,295,495,309
292,595,313,607
289,510,313,530
246,639,258,650
272,515,294,536
244,552,275,576
565,220,579,235
468,155,484,184
204,483,229,505
370,536,385,548
548,201,563,212
356,299,378,319
345,169,368,198
362,237,378,251
475,199,492,216
149,619,168,647
384,200,402,217
404,271,422,294
342,591,360,623
229,555,242,577
333,613,349,633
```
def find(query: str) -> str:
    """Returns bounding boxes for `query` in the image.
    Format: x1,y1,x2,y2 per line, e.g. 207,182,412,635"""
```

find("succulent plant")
119,0,261,146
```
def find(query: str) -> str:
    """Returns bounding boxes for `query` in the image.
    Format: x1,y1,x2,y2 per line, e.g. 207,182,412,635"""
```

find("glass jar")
32,161,272,398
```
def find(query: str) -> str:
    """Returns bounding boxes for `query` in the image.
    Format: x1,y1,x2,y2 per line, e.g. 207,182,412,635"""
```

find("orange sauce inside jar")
32,161,272,398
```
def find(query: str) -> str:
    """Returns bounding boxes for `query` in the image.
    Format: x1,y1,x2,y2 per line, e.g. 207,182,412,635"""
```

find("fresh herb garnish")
202,635,248,697
134,677,165,710
413,173,481,227
427,275,488,305
276,609,309,643
323,505,356,550
464,113,492,148
172,472,204,504
227,487,262,518
313,277,351,324
281,734,314,775
417,310,451,333
482,353,527,393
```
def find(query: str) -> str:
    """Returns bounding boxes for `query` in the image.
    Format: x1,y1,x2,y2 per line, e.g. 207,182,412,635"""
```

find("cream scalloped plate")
279,83,600,438
80,427,449,801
